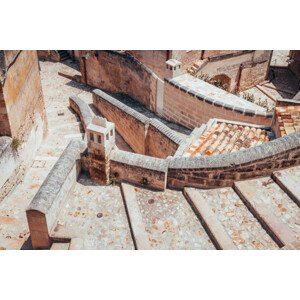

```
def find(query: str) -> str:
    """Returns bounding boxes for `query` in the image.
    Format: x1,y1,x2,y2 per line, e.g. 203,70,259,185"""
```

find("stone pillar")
166,59,182,78
86,116,115,185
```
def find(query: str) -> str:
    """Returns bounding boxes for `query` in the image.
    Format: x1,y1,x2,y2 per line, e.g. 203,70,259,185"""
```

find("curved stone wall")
81,51,160,111
167,132,300,189
163,78,273,129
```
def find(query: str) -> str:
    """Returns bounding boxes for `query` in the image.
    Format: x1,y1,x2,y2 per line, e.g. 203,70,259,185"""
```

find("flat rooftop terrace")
171,74,266,112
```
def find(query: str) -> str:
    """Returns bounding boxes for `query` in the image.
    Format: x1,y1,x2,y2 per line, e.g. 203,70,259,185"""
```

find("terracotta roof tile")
184,121,270,157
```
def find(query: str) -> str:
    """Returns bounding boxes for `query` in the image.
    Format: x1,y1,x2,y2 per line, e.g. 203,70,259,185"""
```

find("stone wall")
163,79,273,129
0,50,47,141
110,149,168,190
80,51,159,111
93,89,183,158
146,119,183,158
196,50,272,92
93,89,148,154
127,50,168,79
69,95,93,131
167,131,300,189
26,140,85,249
172,50,202,72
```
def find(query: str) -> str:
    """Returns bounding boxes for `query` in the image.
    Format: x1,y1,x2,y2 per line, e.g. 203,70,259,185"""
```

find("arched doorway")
209,74,231,91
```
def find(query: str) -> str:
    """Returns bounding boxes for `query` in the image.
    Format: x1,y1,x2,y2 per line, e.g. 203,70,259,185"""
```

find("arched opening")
209,74,231,91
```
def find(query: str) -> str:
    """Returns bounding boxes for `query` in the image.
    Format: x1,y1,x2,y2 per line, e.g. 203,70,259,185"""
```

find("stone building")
127,50,272,93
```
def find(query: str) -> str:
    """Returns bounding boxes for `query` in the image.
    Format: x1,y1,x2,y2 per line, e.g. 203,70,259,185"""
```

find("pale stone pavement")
0,60,91,249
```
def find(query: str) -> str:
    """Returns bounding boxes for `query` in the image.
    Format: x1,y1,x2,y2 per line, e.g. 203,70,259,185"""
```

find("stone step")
234,177,300,247
120,183,151,250
51,175,134,250
50,242,70,250
272,166,300,207
184,187,278,250
121,183,215,250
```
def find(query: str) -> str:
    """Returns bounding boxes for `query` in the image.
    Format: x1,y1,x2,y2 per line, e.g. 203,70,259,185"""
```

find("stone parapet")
167,132,300,189
69,95,93,131
110,149,168,190
26,140,86,249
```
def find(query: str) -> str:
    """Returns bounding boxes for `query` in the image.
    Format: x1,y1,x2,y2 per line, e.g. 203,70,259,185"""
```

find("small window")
106,133,109,140
90,133,94,142
97,135,101,144
110,129,113,136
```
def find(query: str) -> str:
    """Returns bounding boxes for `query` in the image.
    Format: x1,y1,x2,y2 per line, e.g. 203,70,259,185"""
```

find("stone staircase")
57,50,71,61
120,169,299,250
187,59,208,76
51,166,300,250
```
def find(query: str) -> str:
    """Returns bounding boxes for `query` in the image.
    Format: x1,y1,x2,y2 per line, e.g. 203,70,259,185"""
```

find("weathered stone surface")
53,175,134,250
122,184,215,250
185,187,278,250
234,177,300,247
273,166,300,206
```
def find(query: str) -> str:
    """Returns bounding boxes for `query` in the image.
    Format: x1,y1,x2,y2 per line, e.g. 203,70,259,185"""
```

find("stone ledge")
26,139,86,249
110,149,168,172
93,89,149,124
27,140,85,215
148,118,184,145
69,96,93,130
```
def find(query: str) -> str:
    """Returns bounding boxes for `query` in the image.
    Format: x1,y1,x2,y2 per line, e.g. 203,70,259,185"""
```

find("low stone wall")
163,79,273,129
0,137,17,189
69,96,93,131
93,89,183,158
167,132,300,189
93,89,148,154
26,140,85,249
110,149,168,191
146,119,183,158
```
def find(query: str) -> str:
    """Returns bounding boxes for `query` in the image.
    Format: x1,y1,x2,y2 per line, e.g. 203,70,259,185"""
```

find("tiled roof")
275,105,300,137
183,121,270,157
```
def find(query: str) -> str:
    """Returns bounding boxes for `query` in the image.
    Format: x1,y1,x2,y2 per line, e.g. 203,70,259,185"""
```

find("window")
106,133,109,140
90,133,94,142
110,129,113,136
97,135,101,144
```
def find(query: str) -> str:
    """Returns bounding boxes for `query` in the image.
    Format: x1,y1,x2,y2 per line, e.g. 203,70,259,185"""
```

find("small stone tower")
86,116,115,184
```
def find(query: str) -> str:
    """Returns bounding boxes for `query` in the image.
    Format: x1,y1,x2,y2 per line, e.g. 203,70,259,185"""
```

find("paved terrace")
171,73,266,112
